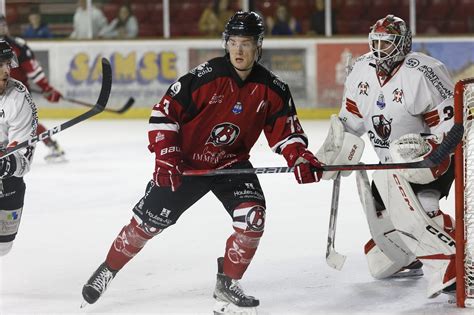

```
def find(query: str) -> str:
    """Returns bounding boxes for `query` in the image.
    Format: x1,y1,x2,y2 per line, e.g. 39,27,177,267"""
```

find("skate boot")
44,140,66,163
213,257,258,315
81,262,117,306
391,259,424,278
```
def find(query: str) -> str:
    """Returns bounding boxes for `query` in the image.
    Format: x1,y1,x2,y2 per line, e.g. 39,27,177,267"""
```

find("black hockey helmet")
223,11,265,46
0,40,18,68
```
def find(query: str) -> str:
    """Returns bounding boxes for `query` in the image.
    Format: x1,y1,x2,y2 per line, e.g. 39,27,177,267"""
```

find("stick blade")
95,58,112,112
116,97,135,114
326,248,347,270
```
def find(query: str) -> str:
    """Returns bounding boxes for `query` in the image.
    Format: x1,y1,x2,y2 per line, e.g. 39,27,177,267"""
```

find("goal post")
454,77,474,308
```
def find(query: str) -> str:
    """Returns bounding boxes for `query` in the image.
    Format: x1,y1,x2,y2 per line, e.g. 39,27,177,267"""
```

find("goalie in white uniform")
318,15,456,298
0,40,37,256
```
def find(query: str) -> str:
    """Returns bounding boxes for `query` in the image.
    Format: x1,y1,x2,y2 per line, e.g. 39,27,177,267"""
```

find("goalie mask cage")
455,77,474,308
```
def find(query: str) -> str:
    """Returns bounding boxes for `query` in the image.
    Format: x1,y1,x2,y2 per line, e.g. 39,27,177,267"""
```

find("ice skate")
44,140,66,163
391,259,424,279
213,257,258,315
81,262,117,306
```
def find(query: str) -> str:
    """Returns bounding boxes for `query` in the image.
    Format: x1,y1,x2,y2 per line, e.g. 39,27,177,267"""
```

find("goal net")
455,77,474,308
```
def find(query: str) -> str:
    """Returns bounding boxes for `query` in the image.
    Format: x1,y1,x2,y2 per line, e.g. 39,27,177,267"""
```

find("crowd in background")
4,0,474,39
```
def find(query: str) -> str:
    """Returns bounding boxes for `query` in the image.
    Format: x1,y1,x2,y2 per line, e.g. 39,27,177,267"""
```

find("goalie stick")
0,58,112,160
183,123,463,176
31,89,134,114
326,173,346,270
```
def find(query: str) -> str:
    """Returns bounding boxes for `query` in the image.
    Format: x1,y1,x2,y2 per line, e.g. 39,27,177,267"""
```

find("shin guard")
223,202,265,279
106,215,161,271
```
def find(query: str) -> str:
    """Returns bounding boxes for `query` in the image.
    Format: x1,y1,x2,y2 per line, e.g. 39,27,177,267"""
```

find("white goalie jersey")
338,51,454,164
0,78,37,177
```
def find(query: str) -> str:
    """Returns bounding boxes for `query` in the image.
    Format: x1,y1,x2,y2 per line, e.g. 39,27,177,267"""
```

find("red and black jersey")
4,36,52,91
149,56,308,170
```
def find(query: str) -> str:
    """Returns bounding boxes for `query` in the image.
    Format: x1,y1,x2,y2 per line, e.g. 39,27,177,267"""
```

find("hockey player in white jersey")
318,15,456,298
0,40,38,256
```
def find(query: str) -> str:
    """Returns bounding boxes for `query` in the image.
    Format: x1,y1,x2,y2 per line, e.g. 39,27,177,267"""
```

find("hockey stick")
183,123,463,176
326,173,346,270
0,58,112,159
31,89,134,114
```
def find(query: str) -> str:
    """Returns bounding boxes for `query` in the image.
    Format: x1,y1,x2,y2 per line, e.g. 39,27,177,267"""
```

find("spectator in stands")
198,0,234,37
308,0,337,35
269,3,302,35
23,9,53,39
70,0,107,39
98,4,138,39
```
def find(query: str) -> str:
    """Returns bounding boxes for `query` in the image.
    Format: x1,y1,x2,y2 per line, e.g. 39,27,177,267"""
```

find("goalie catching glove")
148,130,184,192
390,133,451,184
282,143,323,184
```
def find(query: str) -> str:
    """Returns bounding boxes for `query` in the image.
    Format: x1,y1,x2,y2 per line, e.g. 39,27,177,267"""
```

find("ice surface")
0,119,468,314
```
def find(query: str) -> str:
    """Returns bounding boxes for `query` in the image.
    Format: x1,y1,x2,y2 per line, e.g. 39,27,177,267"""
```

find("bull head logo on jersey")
207,123,240,146
372,115,392,141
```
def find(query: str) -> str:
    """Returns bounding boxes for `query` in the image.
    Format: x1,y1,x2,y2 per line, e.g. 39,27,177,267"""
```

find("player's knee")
0,241,13,256
232,202,265,238
113,216,162,252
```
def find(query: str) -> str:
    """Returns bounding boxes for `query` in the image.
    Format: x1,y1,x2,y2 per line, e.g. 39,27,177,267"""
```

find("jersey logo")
368,114,392,149
405,58,420,68
392,88,404,103
232,102,243,114
376,92,386,109
189,62,213,77
207,123,240,146
358,82,369,95
168,82,181,97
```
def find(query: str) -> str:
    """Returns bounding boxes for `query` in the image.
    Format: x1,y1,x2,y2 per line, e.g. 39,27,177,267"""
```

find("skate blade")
390,268,424,279
213,301,257,315
80,301,88,309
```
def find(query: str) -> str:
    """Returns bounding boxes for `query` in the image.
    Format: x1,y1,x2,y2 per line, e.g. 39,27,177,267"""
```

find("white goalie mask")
369,15,412,77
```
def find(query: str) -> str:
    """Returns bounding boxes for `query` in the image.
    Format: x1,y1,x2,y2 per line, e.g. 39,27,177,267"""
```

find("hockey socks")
105,216,158,271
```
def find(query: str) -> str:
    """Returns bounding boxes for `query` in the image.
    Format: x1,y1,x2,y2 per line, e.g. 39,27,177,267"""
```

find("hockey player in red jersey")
82,11,322,313
0,40,38,256
0,15,65,162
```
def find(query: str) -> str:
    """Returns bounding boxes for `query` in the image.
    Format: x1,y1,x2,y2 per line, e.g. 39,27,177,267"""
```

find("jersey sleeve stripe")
345,98,363,118
272,135,307,153
148,123,179,132
423,110,440,127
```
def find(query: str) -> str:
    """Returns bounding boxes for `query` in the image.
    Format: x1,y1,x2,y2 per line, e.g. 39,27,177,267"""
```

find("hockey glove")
149,130,183,192
42,86,62,103
390,133,451,184
282,143,323,184
37,78,62,103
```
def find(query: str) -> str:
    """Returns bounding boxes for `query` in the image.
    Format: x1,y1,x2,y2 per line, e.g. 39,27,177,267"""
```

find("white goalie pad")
356,170,416,279
372,170,456,298
316,114,365,180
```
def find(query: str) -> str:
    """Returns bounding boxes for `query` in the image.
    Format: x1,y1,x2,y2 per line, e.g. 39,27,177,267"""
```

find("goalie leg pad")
372,170,456,297
356,170,416,278
316,114,365,180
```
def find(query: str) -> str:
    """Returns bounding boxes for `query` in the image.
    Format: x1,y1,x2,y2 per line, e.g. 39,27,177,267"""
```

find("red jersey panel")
149,56,308,170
